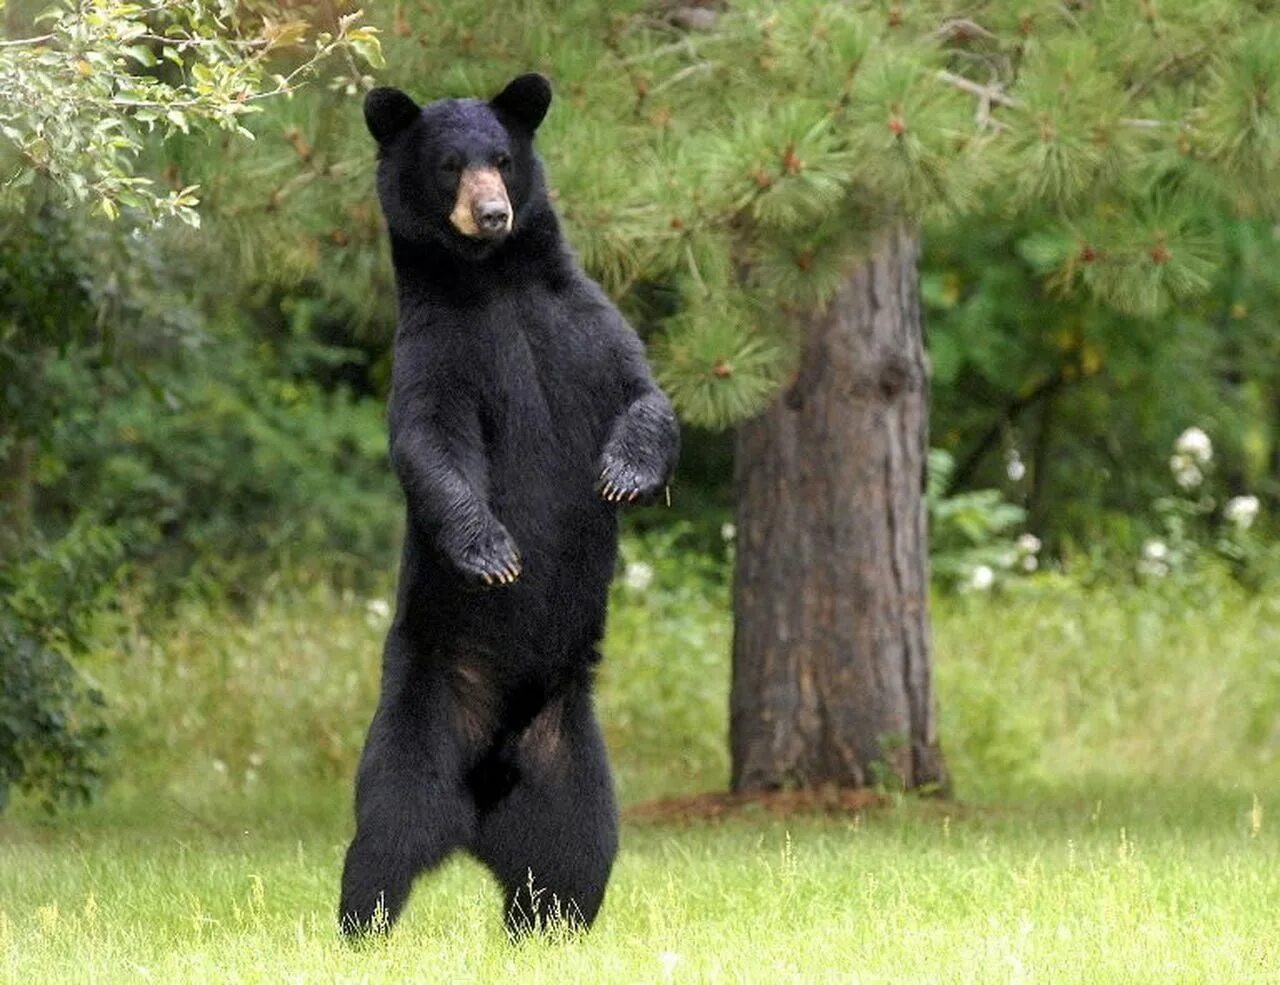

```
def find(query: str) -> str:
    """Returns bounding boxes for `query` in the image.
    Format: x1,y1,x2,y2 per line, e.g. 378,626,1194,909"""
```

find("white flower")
1006,451,1026,482
1017,533,1042,555
720,522,737,542
968,565,995,591
1020,555,1038,573
1139,541,1173,578
365,597,392,628
1175,427,1213,465
624,561,654,592
1224,495,1260,530
212,758,228,775
1170,454,1203,490
659,951,682,980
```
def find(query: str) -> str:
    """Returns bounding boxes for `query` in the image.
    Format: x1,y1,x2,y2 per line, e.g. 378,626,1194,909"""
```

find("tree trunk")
730,225,948,794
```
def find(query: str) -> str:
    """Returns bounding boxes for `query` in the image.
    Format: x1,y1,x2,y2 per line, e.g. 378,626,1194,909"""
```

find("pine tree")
626,1,1280,793
212,0,1280,794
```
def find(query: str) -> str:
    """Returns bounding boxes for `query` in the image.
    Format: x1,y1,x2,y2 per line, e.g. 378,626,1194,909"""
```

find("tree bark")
730,225,948,794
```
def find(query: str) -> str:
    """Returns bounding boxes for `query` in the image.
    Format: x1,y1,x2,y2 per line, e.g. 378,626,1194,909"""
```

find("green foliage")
650,307,788,428
937,575,1280,799
0,516,119,811
613,1,1280,427
0,626,105,811
1001,39,1136,211
16,532,1273,814
602,524,732,799
0,207,395,810
0,0,381,223
926,448,1032,591
167,93,396,337
1198,23,1280,200
1120,425,1280,591
0,0,398,801
0,315,400,813
155,0,1280,479
36,336,397,595
1052,201,1218,318
924,213,1280,553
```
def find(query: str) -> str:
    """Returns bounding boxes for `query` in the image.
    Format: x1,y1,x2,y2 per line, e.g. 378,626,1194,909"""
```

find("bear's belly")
485,455,619,655
398,468,618,679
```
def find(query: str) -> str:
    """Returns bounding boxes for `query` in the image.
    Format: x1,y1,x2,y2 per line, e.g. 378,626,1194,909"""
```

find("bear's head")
363,74,552,258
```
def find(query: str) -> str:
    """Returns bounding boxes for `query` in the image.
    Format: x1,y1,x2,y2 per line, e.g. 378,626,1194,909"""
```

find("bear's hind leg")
472,683,618,937
339,674,473,937
339,829,426,936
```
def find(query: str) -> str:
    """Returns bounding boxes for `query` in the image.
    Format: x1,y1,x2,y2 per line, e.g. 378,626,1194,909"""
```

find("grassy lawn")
3,785,1277,983
3,549,1280,982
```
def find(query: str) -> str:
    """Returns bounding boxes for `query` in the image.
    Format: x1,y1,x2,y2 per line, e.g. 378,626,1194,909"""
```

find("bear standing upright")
338,74,679,938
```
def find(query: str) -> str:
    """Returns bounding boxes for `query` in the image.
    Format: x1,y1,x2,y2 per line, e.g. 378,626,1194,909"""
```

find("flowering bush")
1169,426,1213,491
927,449,1042,593
1224,495,1260,531
1138,426,1274,588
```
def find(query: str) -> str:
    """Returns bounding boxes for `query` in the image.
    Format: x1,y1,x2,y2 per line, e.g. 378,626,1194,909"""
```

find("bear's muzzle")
450,167,513,241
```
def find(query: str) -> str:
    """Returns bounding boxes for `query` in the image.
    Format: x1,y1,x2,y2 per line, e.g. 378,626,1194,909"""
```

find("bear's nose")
474,200,510,236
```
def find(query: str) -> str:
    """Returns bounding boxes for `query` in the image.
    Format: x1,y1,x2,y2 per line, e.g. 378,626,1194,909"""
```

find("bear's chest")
472,293,618,460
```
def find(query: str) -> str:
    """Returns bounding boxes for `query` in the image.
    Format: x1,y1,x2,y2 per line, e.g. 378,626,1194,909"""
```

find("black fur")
338,74,679,939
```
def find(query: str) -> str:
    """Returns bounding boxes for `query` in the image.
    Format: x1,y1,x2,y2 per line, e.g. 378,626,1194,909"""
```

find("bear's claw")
598,456,664,505
465,553,521,588
447,523,522,589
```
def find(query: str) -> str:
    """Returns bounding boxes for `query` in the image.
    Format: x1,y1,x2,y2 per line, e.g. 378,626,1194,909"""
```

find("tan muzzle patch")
449,167,513,238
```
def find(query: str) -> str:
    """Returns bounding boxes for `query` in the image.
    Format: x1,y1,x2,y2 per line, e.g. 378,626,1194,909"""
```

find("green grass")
4,789,1278,983
3,543,1280,982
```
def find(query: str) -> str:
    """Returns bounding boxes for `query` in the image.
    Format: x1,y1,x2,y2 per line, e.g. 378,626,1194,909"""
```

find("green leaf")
929,329,963,385
123,44,156,68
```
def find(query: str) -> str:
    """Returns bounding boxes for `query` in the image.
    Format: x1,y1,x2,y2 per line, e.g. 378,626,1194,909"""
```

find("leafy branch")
0,0,382,224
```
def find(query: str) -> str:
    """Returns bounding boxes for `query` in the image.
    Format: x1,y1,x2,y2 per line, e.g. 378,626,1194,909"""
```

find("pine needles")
190,0,1280,430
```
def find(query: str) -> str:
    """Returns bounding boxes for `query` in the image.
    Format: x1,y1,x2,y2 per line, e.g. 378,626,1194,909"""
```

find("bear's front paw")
445,522,522,588
598,452,666,505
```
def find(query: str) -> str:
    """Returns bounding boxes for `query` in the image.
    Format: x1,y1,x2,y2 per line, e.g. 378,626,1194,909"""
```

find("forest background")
2,2,1279,980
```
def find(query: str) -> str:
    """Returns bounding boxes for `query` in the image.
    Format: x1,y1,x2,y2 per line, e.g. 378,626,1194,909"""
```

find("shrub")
1,330,397,811
0,517,120,811
37,338,398,597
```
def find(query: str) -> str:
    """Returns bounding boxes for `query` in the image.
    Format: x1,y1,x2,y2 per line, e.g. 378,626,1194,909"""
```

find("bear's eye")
439,156,462,177
495,151,512,171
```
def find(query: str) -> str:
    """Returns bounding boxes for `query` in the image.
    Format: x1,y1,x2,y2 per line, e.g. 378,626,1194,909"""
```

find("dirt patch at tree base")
625,787,889,824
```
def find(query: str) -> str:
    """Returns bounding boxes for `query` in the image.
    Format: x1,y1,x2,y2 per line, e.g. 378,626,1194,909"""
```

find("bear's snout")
450,167,513,241
475,199,510,236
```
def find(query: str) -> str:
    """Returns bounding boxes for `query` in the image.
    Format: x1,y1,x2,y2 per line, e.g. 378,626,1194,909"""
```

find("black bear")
338,74,679,938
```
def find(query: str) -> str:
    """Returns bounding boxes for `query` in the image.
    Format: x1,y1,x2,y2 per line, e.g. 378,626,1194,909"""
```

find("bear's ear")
490,73,552,134
364,87,420,144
